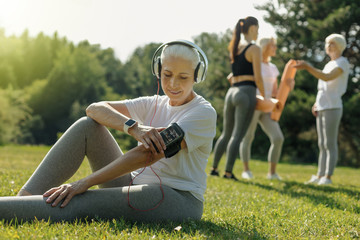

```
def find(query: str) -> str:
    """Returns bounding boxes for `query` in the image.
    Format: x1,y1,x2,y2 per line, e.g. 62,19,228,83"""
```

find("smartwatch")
124,119,137,134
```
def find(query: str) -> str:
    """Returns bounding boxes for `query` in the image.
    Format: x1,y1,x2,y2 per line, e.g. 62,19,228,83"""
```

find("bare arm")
86,101,166,154
251,46,265,96
272,78,278,98
294,61,343,81
43,144,165,207
86,101,131,132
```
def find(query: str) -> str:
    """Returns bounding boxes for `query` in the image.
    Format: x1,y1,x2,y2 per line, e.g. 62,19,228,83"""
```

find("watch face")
126,119,136,127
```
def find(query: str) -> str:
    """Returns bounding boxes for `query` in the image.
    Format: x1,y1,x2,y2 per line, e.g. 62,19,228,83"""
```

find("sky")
0,0,276,62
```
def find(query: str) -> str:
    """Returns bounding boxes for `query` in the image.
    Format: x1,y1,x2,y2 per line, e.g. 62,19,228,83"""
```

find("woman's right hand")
312,104,318,117
129,125,166,155
294,60,309,70
43,179,89,208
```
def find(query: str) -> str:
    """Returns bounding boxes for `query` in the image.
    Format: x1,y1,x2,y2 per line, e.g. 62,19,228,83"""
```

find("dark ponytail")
228,16,258,62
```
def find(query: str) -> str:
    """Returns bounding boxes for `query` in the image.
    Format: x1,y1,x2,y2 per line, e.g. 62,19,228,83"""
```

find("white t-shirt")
123,94,217,202
316,56,350,111
257,62,279,98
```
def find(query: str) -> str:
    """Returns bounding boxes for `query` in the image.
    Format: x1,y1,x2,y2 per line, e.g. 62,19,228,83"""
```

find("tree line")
0,0,359,167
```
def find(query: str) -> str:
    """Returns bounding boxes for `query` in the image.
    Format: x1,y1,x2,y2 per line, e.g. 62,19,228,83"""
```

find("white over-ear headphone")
151,40,208,83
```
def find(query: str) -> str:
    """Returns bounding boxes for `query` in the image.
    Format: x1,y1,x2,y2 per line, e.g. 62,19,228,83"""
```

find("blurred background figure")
240,37,294,180
211,16,264,180
295,33,350,185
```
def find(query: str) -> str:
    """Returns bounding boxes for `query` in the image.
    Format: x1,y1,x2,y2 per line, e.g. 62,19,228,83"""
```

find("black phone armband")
159,123,184,158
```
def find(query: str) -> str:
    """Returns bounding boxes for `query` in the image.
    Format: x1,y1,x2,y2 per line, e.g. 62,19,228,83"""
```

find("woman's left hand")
129,125,166,155
43,179,89,208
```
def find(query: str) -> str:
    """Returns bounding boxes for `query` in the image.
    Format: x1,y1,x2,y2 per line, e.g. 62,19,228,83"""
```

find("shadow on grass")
107,218,268,240
2,217,267,239
239,179,360,214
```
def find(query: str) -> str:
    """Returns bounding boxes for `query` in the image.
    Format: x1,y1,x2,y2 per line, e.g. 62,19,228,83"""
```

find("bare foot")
17,189,32,196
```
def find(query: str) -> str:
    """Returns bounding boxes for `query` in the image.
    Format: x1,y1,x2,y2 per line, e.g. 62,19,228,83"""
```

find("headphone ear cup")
153,56,162,79
195,61,205,83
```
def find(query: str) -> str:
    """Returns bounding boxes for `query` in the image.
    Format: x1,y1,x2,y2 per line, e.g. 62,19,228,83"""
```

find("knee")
72,117,104,136
271,134,284,146
78,116,100,129
229,136,242,147
243,132,255,145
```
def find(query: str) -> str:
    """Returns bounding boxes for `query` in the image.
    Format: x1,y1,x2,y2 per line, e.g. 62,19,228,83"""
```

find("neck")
330,52,341,61
243,34,253,44
262,55,269,63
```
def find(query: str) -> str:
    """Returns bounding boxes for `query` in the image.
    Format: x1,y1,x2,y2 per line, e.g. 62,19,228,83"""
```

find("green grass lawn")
0,145,359,239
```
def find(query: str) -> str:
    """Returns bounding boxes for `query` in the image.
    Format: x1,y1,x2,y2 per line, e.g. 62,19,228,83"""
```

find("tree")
29,45,108,143
0,87,31,145
192,32,232,138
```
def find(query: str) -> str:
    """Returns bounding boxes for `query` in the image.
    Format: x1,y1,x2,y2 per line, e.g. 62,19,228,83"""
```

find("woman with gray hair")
0,40,217,222
295,34,350,185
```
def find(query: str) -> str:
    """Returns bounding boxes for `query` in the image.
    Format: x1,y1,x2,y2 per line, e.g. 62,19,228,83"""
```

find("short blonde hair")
259,37,276,61
259,37,276,51
325,34,346,53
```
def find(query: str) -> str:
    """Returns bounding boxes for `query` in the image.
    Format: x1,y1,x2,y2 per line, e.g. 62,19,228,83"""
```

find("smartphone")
153,123,184,158
160,123,184,147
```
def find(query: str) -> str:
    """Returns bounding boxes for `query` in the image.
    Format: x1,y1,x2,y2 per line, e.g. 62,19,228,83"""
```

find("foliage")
0,31,127,144
0,87,32,145
0,145,359,239
121,43,162,97
192,32,232,136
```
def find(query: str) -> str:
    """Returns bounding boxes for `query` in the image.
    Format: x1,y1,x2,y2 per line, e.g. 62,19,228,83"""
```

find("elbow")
86,102,106,118
322,75,334,82
85,103,96,118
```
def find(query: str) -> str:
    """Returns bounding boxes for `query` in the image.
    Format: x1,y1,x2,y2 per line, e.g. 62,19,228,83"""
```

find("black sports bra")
231,44,254,76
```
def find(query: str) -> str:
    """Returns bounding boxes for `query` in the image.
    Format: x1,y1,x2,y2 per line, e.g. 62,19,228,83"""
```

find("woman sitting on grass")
0,40,216,222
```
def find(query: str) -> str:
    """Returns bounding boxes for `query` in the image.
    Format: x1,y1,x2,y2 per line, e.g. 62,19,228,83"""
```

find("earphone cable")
127,78,164,211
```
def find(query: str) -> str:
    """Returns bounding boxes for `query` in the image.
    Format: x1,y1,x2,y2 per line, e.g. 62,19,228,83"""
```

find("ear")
248,25,256,34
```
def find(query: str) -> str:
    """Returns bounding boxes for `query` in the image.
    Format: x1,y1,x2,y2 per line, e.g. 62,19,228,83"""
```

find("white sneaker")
318,177,332,185
305,175,320,184
241,170,254,179
267,173,282,180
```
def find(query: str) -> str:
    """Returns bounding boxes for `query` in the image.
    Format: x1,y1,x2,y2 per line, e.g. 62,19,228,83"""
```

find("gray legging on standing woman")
212,82,256,173
0,117,202,222
240,110,284,163
317,108,343,177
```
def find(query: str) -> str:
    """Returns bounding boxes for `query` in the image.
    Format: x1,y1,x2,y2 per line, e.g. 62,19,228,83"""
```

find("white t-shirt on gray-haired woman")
316,56,350,111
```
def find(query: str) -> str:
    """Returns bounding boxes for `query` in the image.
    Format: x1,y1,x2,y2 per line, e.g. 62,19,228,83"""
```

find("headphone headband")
151,40,208,83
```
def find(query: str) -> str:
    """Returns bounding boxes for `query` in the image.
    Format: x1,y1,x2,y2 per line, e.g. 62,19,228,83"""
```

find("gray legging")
316,108,342,177
0,117,202,222
212,84,256,172
240,110,284,163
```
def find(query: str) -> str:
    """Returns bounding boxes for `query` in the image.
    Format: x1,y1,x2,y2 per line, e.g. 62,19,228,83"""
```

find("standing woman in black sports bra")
211,16,265,180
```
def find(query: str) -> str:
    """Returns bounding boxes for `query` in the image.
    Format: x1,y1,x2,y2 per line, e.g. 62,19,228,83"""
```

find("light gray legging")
317,108,343,177
212,84,256,173
240,110,284,163
0,117,202,223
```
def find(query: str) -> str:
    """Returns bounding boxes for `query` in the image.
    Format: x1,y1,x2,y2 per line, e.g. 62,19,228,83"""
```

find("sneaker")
223,173,238,181
210,169,219,176
318,177,332,185
305,175,321,184
267,173,282,180
241,171,253,179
